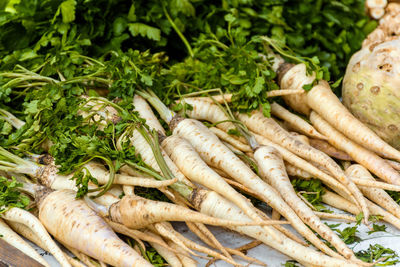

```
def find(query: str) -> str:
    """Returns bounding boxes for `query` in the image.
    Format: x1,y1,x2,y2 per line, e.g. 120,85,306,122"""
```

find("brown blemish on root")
356,83,364,90
38,154,54,165
189,188,208,210
352,62,361,72
111,114,122,124
370,86,380,95
378,63,393,72
37,164,58,187
277,63,296,85
158,132,167,143
388,124,398,131
34,187,54,208
169,115,185,131
109,202,123,224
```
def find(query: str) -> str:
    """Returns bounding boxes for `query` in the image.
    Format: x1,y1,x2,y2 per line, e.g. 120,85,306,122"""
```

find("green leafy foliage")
71,167,98,198
356,244,400,266
291,178,329,212
0,176,30,213
368,223,387,235
145,247,167,267
134,187,170,203
387,190,400,204
283,260,300,267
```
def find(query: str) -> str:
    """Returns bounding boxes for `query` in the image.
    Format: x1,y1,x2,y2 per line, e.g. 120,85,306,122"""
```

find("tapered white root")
0,218,49,267
197,190,360,267
271,102,326,140
1,207,71,267
346,165,400,219
142,229,183,267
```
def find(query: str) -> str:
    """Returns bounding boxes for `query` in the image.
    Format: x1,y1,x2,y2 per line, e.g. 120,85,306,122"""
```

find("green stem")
0,147,40,176
0,108,25,129
124,161,165,181
162,5,194,58
180,88,222,97
137,90,175,123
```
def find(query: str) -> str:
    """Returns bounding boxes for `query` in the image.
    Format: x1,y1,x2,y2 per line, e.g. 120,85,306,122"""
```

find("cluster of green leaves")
356,244,400,266
284,260,300,267
134,187,170,203
0,0,188,69
327,218,363,245
291,178,329,212
387,191,400,205
144,247,167,267
0,176,30,213
71,167,99,198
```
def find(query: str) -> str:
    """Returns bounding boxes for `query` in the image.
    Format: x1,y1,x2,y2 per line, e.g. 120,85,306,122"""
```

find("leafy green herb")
356,244,400,266
0,176,30,213
325,213,363,245
283,260,301,267
387,190,400,205
291,178,329,212
134,187,170,203
145,247,167,267
71,167,99,198
368,223,387,235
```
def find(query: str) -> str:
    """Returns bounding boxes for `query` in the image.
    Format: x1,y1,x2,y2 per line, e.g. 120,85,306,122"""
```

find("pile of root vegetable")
2,1,400,267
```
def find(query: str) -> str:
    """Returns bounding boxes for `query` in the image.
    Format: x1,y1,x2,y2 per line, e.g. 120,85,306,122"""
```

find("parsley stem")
137,90,175,123
162,5,194,58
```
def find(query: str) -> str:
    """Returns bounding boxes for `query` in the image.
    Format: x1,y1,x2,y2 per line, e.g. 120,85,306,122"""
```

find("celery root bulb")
342,38,400,149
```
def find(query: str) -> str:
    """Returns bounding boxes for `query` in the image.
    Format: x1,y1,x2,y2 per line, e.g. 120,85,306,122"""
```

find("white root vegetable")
290,132,310,145
184,89,304,103
309,139,353,161
143,229,183,267
322,191,400,230
7,220,81,267
38,189,152,267
314,212,357,222
181,98,238,134
345,165,400,219
155,222,240,266
162,135,269,229
148,224,195,257
285,162,313,179
271,102,326,140
266,89,305,97
62,244,99,267
168,241,197,267
387,160,400,171
279,63,315,115
351,177,400,191
238,110,369,223
1,207,71,267
251,132,355,202
254,145,357,260
312,81,400,161
277,62,400,163
185,222,265,266
140,91,354,262
310,111,400,185
133,95,165,135
321,191,360,215
369,7,385,19
108,195,284,228
209,127,252,152
0,218,49,267
84,161,178,187
126,128,193,188
196,190,360,267
172,118,338,254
